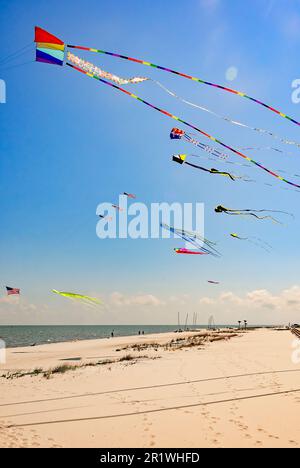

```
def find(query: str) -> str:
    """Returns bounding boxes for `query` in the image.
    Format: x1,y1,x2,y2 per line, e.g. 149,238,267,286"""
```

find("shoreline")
1,329,239,373
0,324,283,350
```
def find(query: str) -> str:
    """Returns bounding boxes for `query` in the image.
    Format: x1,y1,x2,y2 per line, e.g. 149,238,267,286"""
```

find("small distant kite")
215,205,293,224
112,204,124,212
52,289,101,305
123,192,136,199
230,233,248,240
174,248,208,255
207,280,219,285
6,286,20,296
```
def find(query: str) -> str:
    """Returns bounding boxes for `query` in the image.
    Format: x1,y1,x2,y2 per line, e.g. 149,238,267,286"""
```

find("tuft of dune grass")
0,353,158,380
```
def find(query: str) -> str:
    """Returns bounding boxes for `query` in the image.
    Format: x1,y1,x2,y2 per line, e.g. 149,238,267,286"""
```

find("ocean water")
0,325,208,348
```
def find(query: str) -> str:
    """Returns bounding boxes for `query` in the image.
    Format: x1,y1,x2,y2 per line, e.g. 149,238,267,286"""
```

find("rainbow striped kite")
35,27,65,66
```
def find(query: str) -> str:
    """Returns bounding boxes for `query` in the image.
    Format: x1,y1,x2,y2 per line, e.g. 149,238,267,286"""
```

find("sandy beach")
0,328,299,448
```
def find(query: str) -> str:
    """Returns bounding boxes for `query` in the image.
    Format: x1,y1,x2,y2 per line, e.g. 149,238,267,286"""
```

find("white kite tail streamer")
153,79,300,150
67,52,149,85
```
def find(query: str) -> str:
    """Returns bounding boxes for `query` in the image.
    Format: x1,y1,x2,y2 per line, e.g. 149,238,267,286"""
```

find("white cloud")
169,294,190,305
199,285,300,312
110,292,165,307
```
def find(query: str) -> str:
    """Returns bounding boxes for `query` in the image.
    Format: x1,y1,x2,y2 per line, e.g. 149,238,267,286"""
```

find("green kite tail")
52,289,102,304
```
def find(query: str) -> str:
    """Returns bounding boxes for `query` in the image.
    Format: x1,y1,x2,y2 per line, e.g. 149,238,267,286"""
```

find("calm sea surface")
0,325,211,348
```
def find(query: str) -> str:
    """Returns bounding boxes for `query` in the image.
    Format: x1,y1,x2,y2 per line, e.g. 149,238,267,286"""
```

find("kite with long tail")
161,223,221,257
172,154,242,181
52,289,102,305
188,155,300,192
230,233,272,252
215,205,294,224
34,27,300,189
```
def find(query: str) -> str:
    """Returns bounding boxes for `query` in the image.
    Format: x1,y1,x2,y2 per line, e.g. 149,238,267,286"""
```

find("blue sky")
1,0,300,325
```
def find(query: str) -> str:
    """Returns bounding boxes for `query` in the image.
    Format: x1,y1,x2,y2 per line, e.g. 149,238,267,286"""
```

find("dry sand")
0,328,299,448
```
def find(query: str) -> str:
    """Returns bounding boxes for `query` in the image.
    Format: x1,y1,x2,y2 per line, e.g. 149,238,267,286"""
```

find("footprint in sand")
149,435,156,447
289,440,298,446
211,438,220,446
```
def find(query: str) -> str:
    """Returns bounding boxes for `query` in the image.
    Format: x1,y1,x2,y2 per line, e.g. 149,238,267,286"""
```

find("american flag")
6,286,20,296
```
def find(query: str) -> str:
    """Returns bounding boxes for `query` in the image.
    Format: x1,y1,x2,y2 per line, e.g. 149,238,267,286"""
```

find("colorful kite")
161,223,221,257
172,154,239,181
215,205,293,224
170,128,232,162
35,27,300,189
35,27,65,66
52,289,101,305
171,128,300,160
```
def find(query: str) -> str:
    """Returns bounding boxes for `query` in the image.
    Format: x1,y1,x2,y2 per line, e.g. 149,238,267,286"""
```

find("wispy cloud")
110,292,165,307
199,285,300,311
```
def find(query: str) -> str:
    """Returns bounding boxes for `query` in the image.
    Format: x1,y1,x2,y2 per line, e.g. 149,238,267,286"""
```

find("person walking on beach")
111,330,114,338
